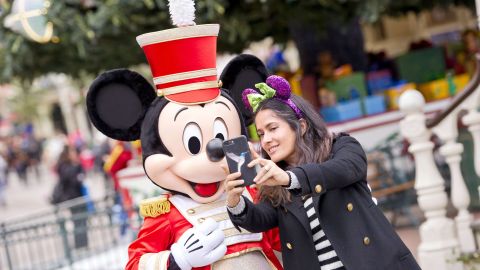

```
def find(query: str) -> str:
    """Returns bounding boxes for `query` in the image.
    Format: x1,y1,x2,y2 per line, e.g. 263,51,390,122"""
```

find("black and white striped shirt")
304,196,346,270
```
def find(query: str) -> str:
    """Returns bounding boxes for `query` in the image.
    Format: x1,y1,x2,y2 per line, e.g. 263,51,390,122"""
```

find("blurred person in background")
16,132,44,181
103,140,133,235
25,135,44,180
68,129,86,153
51,146,89,249
459,29,480,76
92,136,111,182
0,136,8,177
79,145,95,176
0,150,7,207
42,131,67,172
103,140,132,193
14,148,29,185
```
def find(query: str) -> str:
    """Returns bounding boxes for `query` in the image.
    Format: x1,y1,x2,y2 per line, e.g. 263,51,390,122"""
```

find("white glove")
171,218,227,270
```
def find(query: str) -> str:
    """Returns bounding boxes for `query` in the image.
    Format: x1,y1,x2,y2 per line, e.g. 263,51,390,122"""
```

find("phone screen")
222,135,257,186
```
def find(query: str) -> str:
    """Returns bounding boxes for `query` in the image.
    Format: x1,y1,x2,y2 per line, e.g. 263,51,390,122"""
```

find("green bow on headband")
247,83,276,112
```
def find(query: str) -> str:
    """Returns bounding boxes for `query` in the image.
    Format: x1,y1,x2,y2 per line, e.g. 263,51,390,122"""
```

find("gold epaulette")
139,196,171,218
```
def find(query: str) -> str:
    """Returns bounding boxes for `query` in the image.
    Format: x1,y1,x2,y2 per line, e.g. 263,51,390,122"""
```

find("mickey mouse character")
86,2,282,270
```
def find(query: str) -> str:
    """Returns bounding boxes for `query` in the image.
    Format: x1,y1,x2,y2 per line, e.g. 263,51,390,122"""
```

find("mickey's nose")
206,138,225,162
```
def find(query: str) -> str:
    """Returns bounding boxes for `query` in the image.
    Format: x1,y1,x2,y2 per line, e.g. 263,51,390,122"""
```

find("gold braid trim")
138,251,170,270
157,251,170,270
139,197,171,218
214,247,278,270
139,253,154,270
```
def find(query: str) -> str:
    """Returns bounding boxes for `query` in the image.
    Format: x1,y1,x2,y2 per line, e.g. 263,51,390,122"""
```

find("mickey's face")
86,55,266,204
144,96,242,203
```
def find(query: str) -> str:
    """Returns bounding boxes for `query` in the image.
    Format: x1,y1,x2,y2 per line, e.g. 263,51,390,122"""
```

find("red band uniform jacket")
127,188,283,270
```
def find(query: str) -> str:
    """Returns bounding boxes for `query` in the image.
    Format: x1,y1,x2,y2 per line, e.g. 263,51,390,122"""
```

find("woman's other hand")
248,158,289,187
223,169,245,208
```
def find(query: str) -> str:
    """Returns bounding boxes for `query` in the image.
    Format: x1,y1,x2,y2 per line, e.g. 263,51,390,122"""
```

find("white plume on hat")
168,0,196,27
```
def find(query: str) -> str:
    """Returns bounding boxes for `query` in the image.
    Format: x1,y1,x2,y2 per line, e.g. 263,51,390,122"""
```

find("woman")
53,146,89,249
226,75,420,270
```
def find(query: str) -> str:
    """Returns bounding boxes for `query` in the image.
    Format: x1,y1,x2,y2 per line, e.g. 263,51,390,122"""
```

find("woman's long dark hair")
255,94,332,206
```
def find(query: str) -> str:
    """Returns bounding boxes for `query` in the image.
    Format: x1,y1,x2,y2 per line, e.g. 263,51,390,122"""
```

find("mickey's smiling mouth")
188,181,221,197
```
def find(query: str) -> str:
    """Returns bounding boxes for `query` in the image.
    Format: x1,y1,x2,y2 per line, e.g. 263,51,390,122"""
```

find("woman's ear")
87,69,156,141
219,54,268,126
300,118,308,136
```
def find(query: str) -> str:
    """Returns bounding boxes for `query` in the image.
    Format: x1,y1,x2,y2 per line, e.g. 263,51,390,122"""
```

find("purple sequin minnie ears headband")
242,75,304,119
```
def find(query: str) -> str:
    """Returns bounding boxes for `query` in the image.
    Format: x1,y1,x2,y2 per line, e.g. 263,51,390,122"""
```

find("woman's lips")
269,145,278,155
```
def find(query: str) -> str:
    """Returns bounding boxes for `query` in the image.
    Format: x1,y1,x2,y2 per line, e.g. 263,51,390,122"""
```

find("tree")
0,0,476,106
6,80,50,124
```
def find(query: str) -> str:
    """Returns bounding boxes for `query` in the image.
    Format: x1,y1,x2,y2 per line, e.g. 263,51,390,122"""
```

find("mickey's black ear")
220,54,268,125
87,69,156,141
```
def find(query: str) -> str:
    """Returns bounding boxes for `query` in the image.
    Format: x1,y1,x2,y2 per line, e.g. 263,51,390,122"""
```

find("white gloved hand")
171,218,227,270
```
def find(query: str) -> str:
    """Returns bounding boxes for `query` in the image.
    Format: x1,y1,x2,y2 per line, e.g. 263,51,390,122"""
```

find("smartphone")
222,135,258,186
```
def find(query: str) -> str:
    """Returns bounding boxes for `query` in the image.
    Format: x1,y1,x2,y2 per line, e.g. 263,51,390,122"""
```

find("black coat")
52,162,84,204
229,134,421,270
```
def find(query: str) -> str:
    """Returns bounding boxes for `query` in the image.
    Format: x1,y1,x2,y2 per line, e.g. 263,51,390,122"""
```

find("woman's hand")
247,158,290,187
223,170,245,208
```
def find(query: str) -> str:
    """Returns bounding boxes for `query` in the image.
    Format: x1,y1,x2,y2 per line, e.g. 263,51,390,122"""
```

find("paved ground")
0,165,108,222
396,223,420,259
0,166,120,270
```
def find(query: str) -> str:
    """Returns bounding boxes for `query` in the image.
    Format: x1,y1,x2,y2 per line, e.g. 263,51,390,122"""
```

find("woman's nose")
263,132,272,143
206,138,225,162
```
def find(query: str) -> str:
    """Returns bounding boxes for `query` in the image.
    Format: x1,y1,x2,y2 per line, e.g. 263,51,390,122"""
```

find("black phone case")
223,135,257,186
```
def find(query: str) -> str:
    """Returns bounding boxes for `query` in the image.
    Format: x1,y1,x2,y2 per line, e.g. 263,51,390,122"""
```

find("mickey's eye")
213,118,228,141
183,122,202,155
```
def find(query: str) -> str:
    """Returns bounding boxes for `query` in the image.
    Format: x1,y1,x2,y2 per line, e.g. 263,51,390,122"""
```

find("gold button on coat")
363,237,370,245
187,209,195,215
315,185,322,193
198,218,205,223
286,242,293,250
347,203,354,212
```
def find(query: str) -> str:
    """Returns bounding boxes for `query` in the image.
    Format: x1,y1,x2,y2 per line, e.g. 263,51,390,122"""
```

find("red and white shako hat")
136,0,220,105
